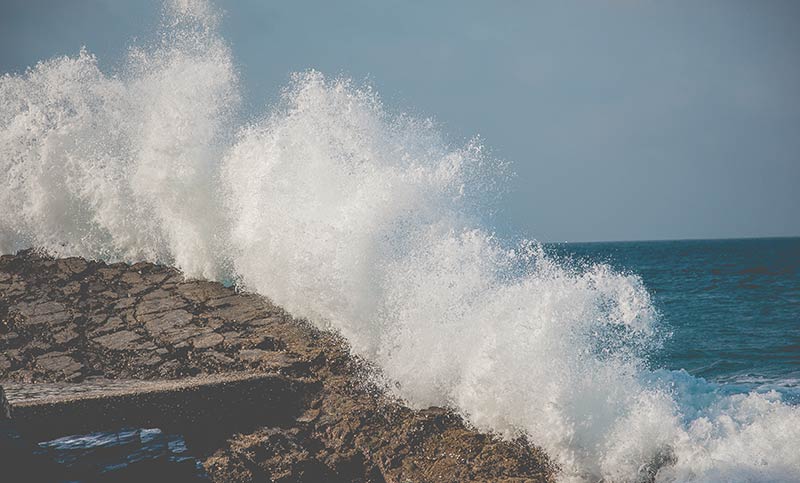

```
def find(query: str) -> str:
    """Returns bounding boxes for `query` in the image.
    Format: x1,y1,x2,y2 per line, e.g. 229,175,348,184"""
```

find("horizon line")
544,234,800,245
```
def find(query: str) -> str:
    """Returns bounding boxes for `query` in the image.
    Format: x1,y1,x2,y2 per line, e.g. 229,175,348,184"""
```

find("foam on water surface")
1,1,798,481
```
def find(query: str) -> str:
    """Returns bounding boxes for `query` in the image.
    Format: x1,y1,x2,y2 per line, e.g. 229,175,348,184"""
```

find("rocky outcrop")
0,250,556,482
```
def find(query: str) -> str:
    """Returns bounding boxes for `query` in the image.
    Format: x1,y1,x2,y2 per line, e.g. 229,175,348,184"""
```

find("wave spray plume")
2,1,799,481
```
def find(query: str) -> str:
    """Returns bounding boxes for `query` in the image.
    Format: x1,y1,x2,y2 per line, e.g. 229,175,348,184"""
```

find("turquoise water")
0,424,207,482
548,237,800,401
36,428,206,482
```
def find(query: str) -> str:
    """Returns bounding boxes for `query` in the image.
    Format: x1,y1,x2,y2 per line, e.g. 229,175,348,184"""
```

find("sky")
1,0,798,242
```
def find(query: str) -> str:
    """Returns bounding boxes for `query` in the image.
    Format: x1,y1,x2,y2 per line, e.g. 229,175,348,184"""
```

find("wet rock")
36,352,82,378
254,335,285,351
120,271,145,286
212,298,265,323
134,350,166,367
191,332,224,349
249,316,283,327
152,359,177,375
202,352,235,366
96,267,122,281
3,350,21,364
221,332,273,351
88,316,126,338
114,297,136,310
56,258,87,275
205,317,226,330
94,330,143,351
206,295,239,308
17,301,66,317
178,281,234,304
136,295,187,316
53,324,80,345
2,278,27,297
237,349,299,371
0,331,20,346
60,281,82,296
147,313,210,346
143,309,193,335
15,301,71,327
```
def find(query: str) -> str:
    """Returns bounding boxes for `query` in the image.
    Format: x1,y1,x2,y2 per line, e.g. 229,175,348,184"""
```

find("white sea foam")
2,1,799,481
0,0,235,279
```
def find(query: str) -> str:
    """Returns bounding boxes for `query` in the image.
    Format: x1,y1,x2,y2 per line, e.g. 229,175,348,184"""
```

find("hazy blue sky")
2,0,798,242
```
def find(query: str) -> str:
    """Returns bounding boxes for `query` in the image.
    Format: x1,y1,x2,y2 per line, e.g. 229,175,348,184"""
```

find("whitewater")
1,1,798,481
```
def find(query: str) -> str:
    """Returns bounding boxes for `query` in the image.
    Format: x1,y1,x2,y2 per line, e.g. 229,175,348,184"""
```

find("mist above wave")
0,1,235,278
1,1,798,481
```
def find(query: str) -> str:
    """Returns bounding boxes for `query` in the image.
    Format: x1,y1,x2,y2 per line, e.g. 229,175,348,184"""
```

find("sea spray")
2,1,800,481
0,0,236,279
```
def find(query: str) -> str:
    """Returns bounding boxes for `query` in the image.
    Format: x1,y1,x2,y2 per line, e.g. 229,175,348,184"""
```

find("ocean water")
549,238,800,399
35,428,207,482
1,1,799,481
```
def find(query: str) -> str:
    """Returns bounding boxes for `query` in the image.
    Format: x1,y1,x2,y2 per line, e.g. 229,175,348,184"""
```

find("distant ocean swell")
1,1,798,481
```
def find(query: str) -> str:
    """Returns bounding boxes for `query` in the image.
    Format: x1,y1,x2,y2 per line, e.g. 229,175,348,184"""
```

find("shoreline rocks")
0,250,555,482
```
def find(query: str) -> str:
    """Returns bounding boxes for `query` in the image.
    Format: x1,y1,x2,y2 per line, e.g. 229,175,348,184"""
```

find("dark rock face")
1,385,9,420
0,250,556,482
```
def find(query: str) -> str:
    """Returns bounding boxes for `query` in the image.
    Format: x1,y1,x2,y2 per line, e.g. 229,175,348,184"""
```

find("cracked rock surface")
0,250,555,483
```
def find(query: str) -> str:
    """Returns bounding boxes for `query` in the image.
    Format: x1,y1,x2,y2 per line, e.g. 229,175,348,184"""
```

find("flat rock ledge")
0,250,555,483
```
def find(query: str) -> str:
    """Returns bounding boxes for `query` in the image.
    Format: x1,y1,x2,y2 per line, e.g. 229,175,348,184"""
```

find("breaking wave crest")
2,1,799,481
